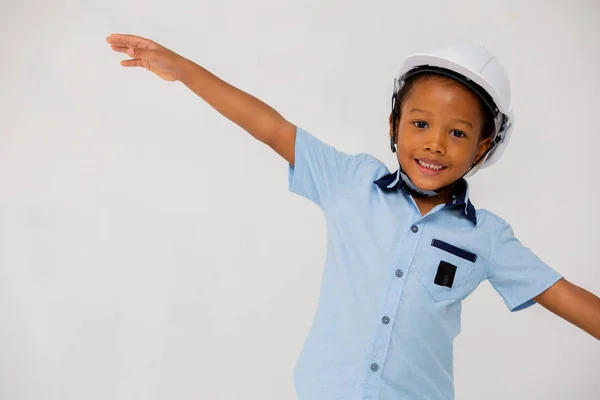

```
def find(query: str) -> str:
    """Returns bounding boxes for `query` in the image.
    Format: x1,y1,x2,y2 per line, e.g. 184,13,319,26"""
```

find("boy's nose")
423,129,446,155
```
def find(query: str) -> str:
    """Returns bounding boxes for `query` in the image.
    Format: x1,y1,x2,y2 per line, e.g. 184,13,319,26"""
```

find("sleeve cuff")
507,273,564,312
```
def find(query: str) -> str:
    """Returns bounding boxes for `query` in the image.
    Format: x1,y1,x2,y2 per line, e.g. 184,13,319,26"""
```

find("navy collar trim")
373,170,477,225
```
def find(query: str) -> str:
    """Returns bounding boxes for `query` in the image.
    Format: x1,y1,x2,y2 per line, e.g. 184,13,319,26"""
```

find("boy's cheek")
399,155,419,177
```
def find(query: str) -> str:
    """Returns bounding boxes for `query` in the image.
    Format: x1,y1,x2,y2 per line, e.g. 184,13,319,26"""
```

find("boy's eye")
413,121,428,129
451,130,466,138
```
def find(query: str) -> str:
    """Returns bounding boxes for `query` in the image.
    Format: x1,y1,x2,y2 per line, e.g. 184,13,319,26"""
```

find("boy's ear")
474,136,493,165
389,112,394,138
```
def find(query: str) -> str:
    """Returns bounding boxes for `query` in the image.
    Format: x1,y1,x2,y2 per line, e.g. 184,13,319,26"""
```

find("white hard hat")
394,43,514,177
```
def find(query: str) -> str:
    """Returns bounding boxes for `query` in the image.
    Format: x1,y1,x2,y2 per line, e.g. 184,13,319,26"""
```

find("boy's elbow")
266,119,296,165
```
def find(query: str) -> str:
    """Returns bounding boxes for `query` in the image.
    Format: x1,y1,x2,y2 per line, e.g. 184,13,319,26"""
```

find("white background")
1,0,599,398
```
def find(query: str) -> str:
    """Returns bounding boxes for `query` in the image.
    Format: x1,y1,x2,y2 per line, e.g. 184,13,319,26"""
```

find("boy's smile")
414,158,447,175
390,75,491,203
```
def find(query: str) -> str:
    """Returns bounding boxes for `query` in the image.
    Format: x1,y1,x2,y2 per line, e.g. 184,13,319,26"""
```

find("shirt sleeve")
288,126,362,209
487,220,563,312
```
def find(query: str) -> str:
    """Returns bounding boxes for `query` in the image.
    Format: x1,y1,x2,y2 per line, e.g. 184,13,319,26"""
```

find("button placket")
362,220,424,398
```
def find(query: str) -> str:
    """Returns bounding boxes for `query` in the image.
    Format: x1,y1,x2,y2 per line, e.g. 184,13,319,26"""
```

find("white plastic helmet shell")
396,43,514,176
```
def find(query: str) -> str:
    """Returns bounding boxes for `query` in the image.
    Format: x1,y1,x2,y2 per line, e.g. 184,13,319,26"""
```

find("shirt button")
395,269,404,278
382,316,390,324
370,363,379,372
411,225,418,233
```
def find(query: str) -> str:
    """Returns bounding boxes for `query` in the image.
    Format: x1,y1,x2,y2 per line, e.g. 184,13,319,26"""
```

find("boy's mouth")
414,158,447,176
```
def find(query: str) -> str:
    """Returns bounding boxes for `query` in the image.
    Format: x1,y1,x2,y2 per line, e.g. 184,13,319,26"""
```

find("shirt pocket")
418,239,478,301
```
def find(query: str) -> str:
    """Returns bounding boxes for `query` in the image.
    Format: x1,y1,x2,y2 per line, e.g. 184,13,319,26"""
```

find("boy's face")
390,76,491,194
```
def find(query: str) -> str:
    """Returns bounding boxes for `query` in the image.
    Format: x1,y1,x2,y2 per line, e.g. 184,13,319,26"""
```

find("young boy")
106,33,600,400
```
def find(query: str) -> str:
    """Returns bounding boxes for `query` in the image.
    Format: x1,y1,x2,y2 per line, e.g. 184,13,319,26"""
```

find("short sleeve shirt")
288,127,563,400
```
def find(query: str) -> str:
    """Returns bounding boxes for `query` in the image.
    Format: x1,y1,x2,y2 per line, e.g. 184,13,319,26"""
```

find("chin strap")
397,168,439,197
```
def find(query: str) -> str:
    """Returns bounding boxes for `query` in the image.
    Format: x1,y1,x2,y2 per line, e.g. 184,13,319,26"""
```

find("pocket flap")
431,239,477,263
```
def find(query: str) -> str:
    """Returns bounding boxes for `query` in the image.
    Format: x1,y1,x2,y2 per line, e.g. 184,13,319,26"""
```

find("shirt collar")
373,170,477,225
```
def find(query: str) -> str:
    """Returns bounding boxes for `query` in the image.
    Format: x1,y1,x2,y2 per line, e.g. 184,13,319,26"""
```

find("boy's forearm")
177,58,286,145
568,285,600,340
536,279,600,340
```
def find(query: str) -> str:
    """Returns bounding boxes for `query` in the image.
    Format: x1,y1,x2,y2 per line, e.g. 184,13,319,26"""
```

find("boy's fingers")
110,44,159,62
110,44,128,54
106,34,134,47
106,33,156,49
120,59,144,67
126,47,156,60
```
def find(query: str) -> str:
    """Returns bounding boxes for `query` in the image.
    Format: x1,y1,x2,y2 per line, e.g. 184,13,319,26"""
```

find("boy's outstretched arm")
534,279,600,340
106,33,296,165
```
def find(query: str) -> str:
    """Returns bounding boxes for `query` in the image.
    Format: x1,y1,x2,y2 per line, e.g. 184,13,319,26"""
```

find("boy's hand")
106,34,187,82
106,32,296,164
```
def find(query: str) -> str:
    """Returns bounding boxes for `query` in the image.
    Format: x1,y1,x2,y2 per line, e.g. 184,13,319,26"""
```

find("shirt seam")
481,211,504,277
484,212,515,309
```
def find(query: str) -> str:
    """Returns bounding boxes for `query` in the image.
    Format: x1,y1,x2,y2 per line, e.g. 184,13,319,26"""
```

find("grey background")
1,0,598,398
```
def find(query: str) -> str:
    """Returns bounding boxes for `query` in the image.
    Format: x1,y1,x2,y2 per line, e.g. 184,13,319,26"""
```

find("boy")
106,33,600,399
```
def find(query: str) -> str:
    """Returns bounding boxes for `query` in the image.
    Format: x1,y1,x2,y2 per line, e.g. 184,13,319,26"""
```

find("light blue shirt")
288,127,563,400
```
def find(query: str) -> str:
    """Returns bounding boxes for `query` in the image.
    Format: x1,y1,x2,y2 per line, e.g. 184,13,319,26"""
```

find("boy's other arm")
106,34,296,165
534,279,600,340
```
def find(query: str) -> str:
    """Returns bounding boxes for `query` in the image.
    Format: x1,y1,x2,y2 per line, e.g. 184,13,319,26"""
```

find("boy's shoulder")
354,152,389,168
349,152,392,180
474,208,511,231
